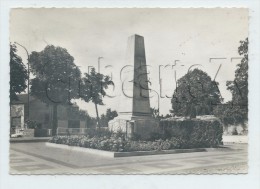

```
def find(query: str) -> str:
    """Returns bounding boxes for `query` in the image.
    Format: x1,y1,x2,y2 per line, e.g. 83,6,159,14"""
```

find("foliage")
29,45,81,135
159,117,223,148
150,108,172,120
49,135,172,152
150,107,159,119
224,38,248,124
99,108,118,127
106,108,118,121
213,38,248,126
29,45,81,105
25,120,41,129
49,117,223,151
171,69,222,118
10,44,28,102
213,102,246,126
49,132,221,152
80,68,114,128
85,128,113,138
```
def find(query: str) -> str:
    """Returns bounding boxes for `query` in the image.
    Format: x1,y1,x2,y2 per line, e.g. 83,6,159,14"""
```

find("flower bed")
49,116,223,152
49,135,175,152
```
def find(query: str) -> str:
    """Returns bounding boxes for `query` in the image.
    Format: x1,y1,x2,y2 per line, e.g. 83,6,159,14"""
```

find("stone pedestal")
108,34,159,139
108,116,158,139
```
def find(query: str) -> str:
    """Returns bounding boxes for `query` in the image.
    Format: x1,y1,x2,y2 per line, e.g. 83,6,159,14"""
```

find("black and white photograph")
8,8,250,175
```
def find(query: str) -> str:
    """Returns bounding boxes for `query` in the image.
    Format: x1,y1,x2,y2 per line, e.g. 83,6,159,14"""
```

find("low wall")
35,129,52,137
22,129,35,137
46,142,207,158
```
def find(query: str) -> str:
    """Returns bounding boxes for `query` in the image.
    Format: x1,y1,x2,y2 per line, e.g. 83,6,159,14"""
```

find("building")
10,94,86,136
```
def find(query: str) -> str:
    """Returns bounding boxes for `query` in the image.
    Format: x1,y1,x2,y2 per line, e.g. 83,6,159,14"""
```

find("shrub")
85,128,113,138
159,116,223,148
25,120,41,129
131,133,142,141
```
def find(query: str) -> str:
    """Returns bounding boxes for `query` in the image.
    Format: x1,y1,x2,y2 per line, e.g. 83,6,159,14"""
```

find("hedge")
158,116,223,148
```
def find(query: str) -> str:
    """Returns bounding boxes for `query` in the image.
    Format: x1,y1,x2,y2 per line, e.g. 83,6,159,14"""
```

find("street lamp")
150,89,160,118
98,57,103,73
14,42,30,121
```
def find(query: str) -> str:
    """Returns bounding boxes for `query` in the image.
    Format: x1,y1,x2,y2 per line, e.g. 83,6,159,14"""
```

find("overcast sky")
10,8,248,116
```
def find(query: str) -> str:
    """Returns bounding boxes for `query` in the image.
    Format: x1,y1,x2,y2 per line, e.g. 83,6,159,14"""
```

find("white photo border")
0,1,259,189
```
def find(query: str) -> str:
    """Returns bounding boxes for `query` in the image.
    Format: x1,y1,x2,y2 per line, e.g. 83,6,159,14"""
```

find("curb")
46,142,209,158
10,137,51,143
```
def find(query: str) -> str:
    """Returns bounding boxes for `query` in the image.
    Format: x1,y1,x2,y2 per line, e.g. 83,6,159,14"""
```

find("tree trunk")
95,103,100,129
190,104,196,119
52,104,58,136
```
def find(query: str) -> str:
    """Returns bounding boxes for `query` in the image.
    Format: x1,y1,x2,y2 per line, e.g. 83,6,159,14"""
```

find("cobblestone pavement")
9,143,247,174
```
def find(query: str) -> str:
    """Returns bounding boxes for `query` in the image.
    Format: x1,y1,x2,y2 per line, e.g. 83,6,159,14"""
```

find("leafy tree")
10,44,28,101
99,108,118,127
80,68,113,128
106,108,118,121
214,38,248,126
171,69,222,118
99,114,108,127
213,102,246,127
29,45,81,135
226,38,248,122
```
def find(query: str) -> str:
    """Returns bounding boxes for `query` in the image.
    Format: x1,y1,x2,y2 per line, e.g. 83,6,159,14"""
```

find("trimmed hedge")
158,116,223,148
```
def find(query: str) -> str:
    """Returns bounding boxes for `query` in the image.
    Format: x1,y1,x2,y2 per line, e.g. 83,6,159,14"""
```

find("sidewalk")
9,143,247,174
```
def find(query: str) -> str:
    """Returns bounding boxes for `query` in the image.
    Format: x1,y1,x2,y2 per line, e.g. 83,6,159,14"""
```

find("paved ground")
222,135,248,144
9,143,247,174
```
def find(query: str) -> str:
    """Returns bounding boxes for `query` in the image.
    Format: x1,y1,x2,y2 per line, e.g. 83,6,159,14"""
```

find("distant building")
10,94,86,136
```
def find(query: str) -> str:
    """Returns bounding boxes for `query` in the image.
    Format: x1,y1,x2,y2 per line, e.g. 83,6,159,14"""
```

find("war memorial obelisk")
108,34,158,139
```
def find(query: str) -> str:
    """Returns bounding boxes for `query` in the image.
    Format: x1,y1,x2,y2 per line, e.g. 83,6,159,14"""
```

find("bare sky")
10,8,248,116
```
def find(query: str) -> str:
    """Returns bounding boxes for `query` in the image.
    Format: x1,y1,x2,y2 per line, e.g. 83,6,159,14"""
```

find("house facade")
10,94,86,136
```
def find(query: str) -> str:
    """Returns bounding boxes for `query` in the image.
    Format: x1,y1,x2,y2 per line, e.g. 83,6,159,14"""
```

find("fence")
57,127,95,135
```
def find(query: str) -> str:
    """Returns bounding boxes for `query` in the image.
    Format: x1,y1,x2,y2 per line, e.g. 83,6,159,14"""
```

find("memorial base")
108,115,159,140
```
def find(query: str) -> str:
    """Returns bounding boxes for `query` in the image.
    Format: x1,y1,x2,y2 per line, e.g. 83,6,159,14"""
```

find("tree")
213,102,246,127
10,44,28,101
29,45,81,135
106,108,118,121
80,68,113,128
99,114,108,127
226,38,248,122
214,38,248,126
99,108,118,127
171,69,222,118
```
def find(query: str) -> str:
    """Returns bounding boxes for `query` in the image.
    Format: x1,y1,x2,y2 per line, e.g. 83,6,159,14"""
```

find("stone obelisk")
108,34,158,139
